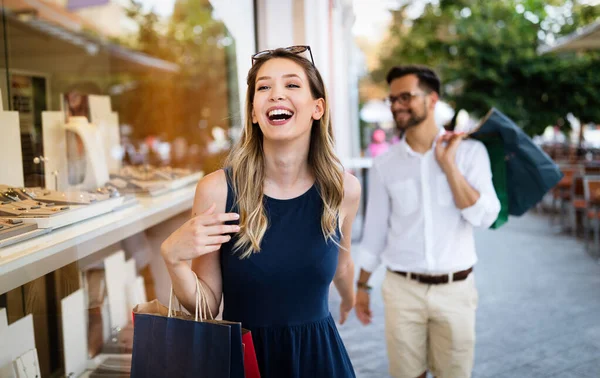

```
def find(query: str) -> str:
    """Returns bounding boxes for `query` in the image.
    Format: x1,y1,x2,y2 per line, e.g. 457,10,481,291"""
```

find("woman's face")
67,92,83,109
252,58,324,143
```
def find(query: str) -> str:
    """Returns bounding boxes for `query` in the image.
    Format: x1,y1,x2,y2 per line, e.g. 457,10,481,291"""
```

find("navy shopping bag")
130,275,245,378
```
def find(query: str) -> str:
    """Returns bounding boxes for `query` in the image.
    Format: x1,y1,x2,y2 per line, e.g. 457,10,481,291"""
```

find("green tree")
111,0,238,171
375,0,600,136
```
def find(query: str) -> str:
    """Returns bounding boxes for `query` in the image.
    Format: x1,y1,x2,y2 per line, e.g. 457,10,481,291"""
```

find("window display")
0,1,244,376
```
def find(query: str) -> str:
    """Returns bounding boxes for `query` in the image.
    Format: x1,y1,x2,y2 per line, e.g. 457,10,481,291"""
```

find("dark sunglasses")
251,45,315,66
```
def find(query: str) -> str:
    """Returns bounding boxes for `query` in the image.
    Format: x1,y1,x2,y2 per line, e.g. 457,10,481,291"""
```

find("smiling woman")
161,47,361,378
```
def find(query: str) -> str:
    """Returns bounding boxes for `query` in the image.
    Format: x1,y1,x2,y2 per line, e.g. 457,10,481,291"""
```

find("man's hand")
355,290,373,325
435,132,466,173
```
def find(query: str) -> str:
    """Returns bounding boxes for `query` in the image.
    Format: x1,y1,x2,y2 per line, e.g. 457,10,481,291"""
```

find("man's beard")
394,107,428,133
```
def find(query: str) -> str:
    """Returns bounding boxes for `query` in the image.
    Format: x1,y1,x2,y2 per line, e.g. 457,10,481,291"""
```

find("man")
355,65,501,378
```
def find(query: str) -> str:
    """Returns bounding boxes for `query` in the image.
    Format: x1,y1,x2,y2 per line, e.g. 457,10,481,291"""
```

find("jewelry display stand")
0,90,25,188
64,117,110,192
0,186,125,229
41,111,70,191
109,166,204,197
61,289,88,378
0,219,47,249
89,96,122,174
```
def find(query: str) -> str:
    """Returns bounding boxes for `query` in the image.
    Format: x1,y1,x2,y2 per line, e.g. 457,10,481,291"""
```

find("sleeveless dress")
220,169,356,378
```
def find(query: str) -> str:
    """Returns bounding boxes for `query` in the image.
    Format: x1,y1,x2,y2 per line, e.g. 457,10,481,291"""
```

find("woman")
160,46,360,377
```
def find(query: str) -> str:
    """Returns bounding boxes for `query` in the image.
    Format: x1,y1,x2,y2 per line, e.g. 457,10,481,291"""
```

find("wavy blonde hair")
225,48,344,258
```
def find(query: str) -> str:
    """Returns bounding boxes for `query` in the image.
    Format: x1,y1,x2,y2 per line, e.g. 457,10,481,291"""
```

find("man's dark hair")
386,65,441,95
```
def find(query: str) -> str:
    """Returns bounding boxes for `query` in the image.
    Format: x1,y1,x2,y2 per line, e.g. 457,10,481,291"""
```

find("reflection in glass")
2,0,239,182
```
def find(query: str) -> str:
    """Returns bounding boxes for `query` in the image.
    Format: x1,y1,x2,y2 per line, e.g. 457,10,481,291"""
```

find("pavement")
330,211,600,378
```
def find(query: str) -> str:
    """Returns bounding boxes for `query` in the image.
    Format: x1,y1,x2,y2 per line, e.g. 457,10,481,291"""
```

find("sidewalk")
331,211,600,378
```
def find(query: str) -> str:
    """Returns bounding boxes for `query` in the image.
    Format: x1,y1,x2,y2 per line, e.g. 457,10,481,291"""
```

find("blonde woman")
161,46,360,378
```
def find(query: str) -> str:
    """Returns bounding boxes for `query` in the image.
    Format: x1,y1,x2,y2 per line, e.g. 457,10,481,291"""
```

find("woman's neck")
262,137,312,189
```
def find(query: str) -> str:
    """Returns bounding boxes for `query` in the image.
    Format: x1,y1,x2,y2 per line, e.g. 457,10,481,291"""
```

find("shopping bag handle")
167,271,215,322
193,273,215,321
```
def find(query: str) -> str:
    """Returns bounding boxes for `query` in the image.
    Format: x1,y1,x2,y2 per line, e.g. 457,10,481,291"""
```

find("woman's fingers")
203,223,241,236
202,235,232,245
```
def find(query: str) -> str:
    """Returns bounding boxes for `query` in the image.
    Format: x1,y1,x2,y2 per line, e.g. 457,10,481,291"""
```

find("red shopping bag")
242,330,261,378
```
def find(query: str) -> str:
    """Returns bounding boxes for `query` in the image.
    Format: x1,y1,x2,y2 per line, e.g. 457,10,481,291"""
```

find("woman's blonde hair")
225,48,344,258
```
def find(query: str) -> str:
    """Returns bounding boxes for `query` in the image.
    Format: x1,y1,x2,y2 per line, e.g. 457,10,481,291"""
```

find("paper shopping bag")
130,274,244,378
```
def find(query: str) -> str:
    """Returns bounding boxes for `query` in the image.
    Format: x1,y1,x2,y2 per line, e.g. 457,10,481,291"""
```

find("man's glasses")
251,45,315,66
386,91,429,106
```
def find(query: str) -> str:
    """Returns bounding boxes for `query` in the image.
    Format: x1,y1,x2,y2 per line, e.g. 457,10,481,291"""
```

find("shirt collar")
400,127,446,157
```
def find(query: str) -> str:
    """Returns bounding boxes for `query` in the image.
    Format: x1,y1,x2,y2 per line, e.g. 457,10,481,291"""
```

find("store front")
0,1,251,376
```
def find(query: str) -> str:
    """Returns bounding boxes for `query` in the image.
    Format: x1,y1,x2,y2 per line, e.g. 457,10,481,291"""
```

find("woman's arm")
161,170,238,317
333,171,361,324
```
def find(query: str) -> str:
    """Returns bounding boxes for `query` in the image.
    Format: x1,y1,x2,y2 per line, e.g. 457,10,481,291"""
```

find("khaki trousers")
382,270,478,378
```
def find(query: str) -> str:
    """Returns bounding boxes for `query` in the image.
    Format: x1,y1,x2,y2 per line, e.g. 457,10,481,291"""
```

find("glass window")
2,0,239,186
0,1,242,376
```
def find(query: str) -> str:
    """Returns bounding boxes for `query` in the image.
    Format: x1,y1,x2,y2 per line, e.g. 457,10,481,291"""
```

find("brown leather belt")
391,267,473,285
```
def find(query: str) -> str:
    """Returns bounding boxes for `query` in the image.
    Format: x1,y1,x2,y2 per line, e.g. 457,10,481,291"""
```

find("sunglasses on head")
251,45,315,66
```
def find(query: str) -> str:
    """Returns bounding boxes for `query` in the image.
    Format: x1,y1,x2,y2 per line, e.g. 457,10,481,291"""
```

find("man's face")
388,74,436,132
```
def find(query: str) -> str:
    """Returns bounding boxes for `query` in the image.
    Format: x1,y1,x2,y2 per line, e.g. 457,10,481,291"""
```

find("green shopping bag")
477,135,509,229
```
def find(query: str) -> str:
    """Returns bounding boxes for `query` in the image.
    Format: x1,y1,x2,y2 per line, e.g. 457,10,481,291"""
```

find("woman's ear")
251,109,258,124
312,98,325,120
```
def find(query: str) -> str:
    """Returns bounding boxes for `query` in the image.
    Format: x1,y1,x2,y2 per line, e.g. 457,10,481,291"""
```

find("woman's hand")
161,203,240,265
339,296,355,325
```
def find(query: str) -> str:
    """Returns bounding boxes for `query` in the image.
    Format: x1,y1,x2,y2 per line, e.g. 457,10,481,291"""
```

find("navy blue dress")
220,169,355,378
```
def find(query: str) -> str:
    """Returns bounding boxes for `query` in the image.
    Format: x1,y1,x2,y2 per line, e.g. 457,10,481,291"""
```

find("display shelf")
0,184,196,294
78,353,132,378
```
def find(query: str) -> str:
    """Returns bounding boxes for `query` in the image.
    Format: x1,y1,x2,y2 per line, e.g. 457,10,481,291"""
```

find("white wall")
209,0,256,126
302,0,360,161
251,0,361,160
255,0,295,50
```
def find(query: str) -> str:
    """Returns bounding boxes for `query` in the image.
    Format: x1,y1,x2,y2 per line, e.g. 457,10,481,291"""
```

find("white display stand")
0,315,39,378
89,96,122,174
0,307,10,378
13,348,41,378
125,259,146,311
42,111,69,190
65,117,110,191
104,251,129,330
61,289,88,378
42,114,111,191
0,308,6,331
0,90,25,187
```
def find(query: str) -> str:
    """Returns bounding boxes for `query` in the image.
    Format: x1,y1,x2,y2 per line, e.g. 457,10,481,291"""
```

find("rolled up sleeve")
359,163,390,272
460,142,501,228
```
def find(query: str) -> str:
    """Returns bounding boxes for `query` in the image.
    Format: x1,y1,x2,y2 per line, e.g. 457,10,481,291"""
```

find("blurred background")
1,0,600,377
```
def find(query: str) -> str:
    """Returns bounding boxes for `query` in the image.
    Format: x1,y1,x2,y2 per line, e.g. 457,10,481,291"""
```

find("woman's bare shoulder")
342,171,361,209
192,169,229,215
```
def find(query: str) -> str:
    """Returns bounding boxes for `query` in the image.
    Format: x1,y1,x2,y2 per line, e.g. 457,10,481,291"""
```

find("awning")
2,9,179,74
539,19,600,54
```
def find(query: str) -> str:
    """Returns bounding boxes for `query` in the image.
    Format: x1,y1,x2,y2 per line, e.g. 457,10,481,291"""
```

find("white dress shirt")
359,130,501,275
